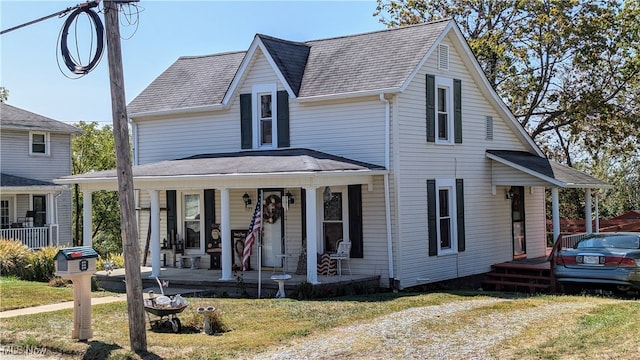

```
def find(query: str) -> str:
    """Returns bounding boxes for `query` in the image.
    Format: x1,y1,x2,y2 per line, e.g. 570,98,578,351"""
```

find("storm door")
510,186,526,259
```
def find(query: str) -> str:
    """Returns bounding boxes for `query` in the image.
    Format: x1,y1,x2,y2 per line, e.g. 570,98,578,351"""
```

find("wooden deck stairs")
482,257,554,293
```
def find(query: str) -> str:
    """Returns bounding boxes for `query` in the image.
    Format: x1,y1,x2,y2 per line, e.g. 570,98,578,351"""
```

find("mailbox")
53,246,98,340
54,247,98,277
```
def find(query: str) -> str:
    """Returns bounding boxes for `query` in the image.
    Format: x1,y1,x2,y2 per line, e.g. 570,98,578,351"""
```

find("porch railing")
0,225,54,249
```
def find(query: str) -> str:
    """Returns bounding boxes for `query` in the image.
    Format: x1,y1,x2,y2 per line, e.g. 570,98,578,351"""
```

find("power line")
0,1,100,35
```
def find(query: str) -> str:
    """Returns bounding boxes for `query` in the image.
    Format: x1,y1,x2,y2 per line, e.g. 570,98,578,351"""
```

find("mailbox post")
54,247,98,340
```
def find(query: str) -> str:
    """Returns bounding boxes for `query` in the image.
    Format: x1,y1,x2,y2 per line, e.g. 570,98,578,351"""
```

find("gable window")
240,89,290,150
426,74,462,144
30,131,49,155
259,93,273,146
253,84,277,149
427,179,466,256
435,78,453,143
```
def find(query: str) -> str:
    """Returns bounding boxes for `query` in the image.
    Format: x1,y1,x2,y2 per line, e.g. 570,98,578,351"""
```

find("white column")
220,188,233,280
594,192,600,233
551,187,560,242
150,190,161,277
585,188,592,234
82,190,92,247
304,186,319,284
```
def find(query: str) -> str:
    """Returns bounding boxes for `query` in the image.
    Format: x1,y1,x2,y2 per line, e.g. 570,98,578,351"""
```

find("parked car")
554,232,640,294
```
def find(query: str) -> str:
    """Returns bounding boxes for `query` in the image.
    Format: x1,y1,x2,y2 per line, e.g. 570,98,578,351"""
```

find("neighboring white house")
1,103,80,248
57,20,610,289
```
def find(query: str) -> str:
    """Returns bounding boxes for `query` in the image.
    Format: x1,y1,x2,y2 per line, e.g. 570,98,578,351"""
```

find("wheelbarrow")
144,277,188,333
144,300,187,333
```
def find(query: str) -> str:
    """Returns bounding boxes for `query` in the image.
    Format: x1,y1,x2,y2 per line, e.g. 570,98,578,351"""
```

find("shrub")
0,240,60,281
26,246,59,282
0,239,32,279
97,253,125,272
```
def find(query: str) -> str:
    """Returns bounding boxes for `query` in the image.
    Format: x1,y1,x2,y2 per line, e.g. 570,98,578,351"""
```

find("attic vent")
485,116,494,140
438,44,449,70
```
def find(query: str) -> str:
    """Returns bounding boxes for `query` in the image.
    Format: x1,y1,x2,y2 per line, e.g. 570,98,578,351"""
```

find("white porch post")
585,188,592,234
551,187,560,242
220,188,233,280
150,190,161,277
82,190,93,247
594,192,600,233
304,186,319,284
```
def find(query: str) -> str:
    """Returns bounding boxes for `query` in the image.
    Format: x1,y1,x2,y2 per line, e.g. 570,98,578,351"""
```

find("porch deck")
482,256,554,293
95,266,380,299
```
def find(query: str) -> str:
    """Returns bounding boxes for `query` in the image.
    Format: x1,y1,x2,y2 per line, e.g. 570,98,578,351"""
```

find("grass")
1,282,639,359
0,276,117,311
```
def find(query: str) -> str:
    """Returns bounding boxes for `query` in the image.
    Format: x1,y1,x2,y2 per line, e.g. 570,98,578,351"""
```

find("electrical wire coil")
60,6,104,75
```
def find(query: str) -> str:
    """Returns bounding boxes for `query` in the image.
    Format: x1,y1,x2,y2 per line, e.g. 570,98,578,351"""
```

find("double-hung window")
435,77,454,143
30,131,49,155
428,179,465,256
183,193,201,250
253,84,277,149
433,179,458,254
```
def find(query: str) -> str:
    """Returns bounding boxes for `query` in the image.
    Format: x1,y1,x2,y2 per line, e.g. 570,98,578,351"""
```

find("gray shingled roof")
486,150,611,188
128,20,450,115
59,148,385,181
1,173,57,187
0,103,81,133
258,34,310,96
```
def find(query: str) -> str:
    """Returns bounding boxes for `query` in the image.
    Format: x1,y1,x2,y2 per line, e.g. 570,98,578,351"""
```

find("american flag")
242,191,262,271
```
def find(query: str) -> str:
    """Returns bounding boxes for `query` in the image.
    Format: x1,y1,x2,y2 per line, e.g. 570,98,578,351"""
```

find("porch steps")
482,259,554,293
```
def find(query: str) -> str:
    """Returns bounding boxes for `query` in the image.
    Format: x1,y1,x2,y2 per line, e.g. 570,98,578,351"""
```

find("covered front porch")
95,266,380,299
0,173,64,248
56,149,389,287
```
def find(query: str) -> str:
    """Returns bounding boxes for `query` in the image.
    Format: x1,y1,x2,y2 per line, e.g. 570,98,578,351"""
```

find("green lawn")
1,279,638,359
0,276,115,311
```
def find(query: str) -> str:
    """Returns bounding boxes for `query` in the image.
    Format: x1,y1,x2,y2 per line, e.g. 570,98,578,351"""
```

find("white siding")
292,98,386,166
393,35,546,287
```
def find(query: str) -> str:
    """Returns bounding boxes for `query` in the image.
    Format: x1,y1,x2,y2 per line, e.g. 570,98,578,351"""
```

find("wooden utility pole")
103,0,147,352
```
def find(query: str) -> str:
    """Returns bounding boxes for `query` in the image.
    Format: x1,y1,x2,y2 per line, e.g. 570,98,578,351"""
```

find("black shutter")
454,79,462,144
277,90,290,148
426,74,436,143
204,189,215,249
348,185,363,258
301,188,306,246
240,93,252,149
456,179,465,252
166,190,177,241
427,179,437,256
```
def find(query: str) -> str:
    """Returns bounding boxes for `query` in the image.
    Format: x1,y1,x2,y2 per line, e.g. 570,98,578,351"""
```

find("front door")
261,190,283,267
510,186,526,259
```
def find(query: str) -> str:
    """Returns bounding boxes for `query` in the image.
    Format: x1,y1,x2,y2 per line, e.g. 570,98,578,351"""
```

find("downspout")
54,190,63,246
380,93,395,289
131,120,139,165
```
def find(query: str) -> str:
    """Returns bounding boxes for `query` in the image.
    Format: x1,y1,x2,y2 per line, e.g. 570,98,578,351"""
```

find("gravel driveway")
246,297,606,360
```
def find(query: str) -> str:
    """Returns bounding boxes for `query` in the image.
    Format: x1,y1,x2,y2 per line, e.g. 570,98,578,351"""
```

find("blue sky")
1,0,383,125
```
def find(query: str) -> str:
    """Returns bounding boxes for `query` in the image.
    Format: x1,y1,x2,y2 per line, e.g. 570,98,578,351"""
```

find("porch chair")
329,240,352,276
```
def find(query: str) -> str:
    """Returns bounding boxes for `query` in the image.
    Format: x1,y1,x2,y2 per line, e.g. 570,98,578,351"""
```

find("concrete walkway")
0,295,127,319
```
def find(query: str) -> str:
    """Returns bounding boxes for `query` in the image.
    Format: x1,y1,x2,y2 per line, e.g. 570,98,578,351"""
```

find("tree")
375,0,640,217
71,121,121,253
0,87,8,102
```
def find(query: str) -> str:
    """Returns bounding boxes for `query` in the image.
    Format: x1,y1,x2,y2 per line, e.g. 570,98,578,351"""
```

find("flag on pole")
242,191,262,271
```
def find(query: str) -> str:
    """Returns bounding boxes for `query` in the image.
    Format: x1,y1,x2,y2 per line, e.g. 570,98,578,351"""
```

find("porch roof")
0,173,65,191
55,148,387,189
486,150,612,189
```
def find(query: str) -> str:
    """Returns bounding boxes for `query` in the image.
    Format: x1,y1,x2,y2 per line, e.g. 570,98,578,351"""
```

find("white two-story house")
1,103,80,248
58,20,609,289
